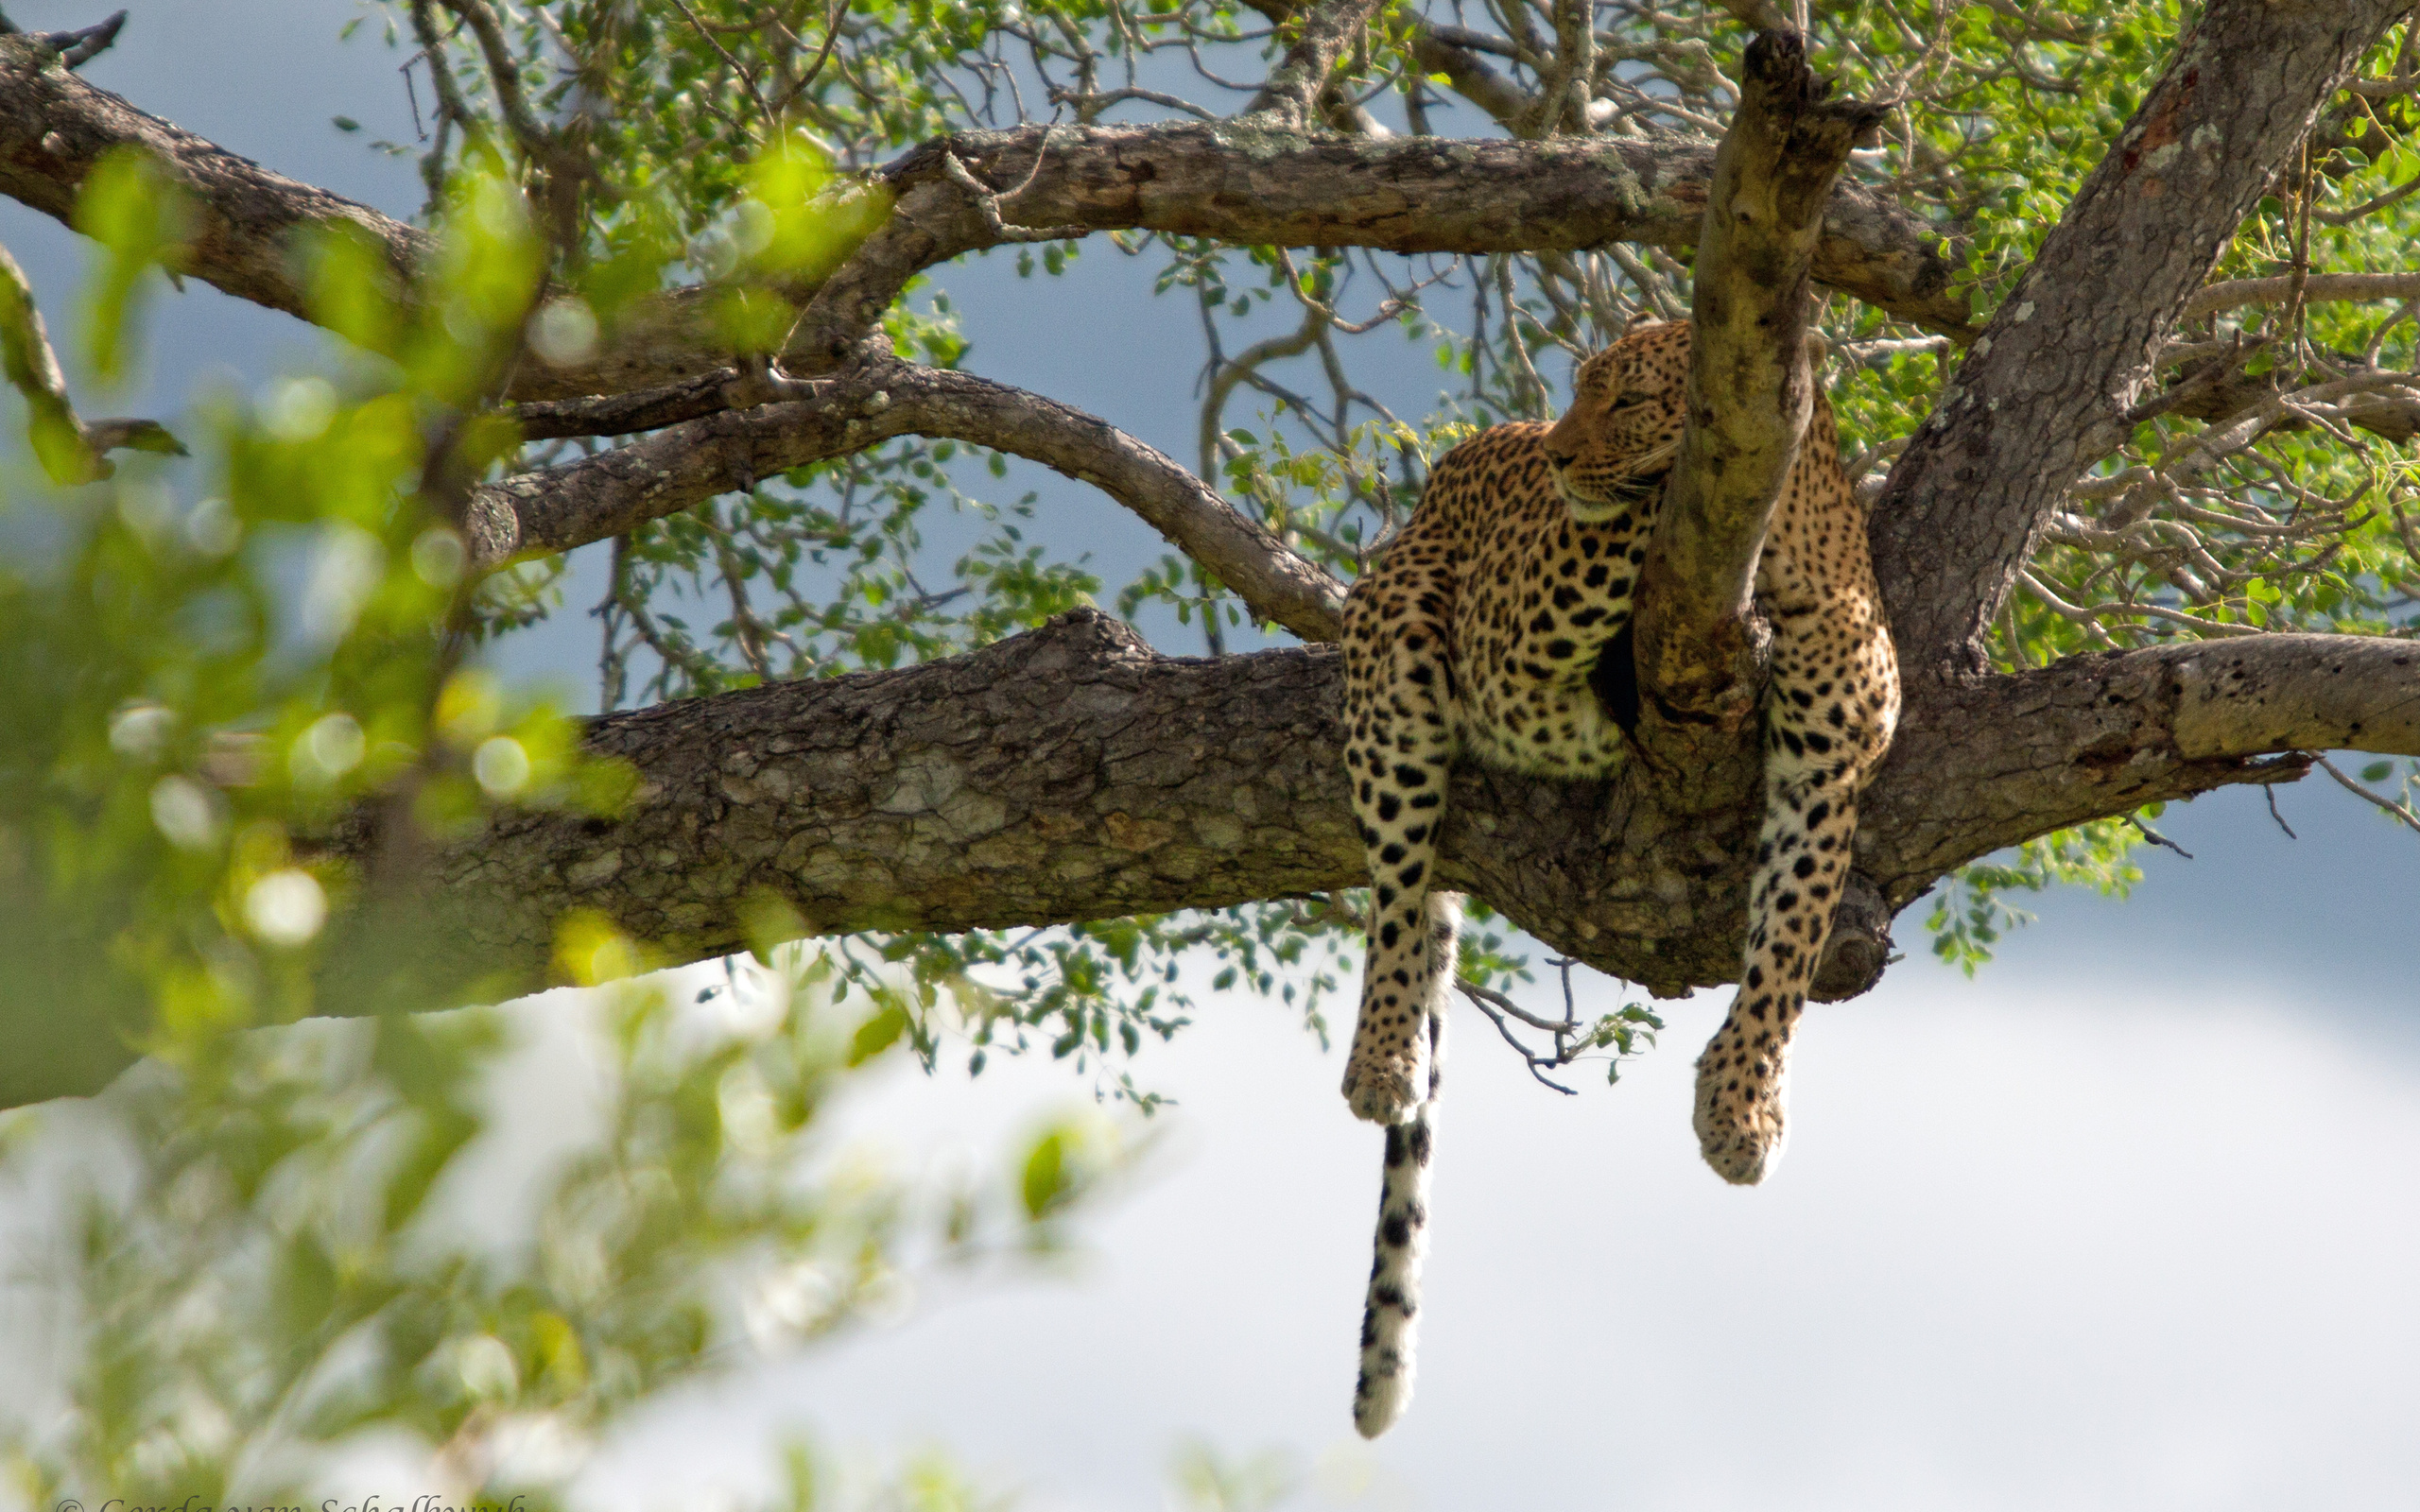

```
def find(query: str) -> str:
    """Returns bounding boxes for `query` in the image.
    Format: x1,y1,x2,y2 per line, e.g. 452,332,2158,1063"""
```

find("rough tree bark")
315,612,2412,1001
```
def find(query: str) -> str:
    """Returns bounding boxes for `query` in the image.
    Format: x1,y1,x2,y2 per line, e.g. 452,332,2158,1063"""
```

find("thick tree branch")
884,121,1974,340
1868,0,2409,684
472,361,1347,642
293,619,2414,1048
0,39,1972,402
0,616,2391,1109
1632,31,1883,756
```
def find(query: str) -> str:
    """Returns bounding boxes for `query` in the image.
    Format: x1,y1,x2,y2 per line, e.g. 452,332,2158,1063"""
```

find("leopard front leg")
1340,615,1460,1126
1692,761,1859,1183
1697,432,1903,1184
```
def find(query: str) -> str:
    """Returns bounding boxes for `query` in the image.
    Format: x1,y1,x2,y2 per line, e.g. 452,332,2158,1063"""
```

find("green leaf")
1020,1129,1068,1219
848,1005,910,1066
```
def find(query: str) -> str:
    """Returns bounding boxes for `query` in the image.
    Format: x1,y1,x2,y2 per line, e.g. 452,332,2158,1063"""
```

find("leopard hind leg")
1691,757,1858,1185
1352,892,1456,1438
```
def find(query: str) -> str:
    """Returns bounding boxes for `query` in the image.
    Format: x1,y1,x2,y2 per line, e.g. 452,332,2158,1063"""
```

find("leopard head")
1541,320,1692,523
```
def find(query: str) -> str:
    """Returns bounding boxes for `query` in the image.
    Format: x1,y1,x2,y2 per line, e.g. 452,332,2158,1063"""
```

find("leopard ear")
1623,307,1665,334
1802,328,1831,369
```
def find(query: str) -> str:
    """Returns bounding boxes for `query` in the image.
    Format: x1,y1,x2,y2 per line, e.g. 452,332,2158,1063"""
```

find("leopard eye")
1606,392,1645,412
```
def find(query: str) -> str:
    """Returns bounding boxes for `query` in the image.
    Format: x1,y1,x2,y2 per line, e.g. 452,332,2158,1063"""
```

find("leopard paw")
1691,1049,1789,1186
1341,1057,1424,1125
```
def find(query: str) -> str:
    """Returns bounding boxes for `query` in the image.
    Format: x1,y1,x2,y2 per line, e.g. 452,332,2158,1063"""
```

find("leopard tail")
1352,890,1459,1437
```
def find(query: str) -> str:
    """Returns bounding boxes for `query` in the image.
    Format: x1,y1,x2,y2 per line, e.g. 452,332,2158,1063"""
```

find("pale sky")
559,918,2420,1511
1,6,2414,1507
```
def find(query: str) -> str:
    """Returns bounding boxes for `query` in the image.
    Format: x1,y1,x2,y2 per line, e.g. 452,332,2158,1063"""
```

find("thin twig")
2315,754,2420,834
2128,816,2194,859
2265,782,2299,839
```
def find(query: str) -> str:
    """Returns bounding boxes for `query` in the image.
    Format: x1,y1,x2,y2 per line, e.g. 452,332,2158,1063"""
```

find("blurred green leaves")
73,148,190,386
4,949,1117,1505
0,152,615,1106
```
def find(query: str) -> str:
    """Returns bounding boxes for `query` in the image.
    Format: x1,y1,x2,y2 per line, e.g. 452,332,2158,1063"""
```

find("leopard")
1336,318,1900,1438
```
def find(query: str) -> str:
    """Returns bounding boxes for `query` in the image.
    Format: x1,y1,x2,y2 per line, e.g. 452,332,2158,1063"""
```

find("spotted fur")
1337,320,1900,1435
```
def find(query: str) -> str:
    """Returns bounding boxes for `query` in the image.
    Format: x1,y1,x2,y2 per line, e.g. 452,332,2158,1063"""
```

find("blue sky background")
1,4,2414,1505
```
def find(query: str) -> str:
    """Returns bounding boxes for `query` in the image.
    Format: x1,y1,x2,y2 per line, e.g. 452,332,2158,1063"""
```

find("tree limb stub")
0,235,182,482
473,361,1347,643
0,37,1972,404
306,614,2412,1042
1244,0,1392,123
1868,0,2410,685
1632,30,1884,782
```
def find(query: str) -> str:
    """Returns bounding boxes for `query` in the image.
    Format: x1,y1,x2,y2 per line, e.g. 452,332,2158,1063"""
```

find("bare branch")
2314,754,2420,834
2184,270,2420,322
1409,29,1533,130
472,361,1348,643
26,9,123,68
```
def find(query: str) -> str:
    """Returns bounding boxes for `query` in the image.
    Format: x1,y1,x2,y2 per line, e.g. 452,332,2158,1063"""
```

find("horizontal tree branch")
471,360,1347,642
304,617,2413,1034
875,119,1975,344
0,35,1973,405
1868,0,2409,683
2183,269,2420,322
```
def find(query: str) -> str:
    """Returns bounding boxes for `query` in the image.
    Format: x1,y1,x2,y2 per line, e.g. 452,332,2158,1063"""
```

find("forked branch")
0,35,1974,406
1244,0,1391,124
